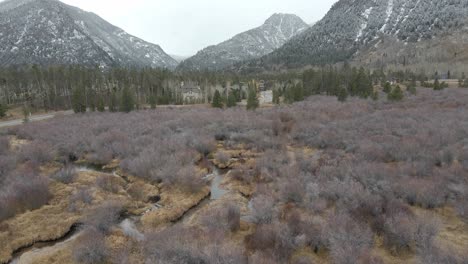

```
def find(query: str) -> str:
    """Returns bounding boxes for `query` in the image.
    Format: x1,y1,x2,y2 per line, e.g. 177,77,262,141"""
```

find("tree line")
0,64,465,115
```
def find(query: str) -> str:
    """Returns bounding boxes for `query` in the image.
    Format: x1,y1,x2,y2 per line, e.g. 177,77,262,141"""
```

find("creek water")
8,164,230,264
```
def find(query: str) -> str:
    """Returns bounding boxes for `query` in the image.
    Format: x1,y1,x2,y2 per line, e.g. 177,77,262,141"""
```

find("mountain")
243,0,468,71
0,0,178,69
170,54,190,63
177,13,309,71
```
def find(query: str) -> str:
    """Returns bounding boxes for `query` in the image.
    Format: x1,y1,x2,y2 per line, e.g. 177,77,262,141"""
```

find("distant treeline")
0,64,465,113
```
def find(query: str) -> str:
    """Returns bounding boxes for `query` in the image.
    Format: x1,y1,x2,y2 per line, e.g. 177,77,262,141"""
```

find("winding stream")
8,163,230,264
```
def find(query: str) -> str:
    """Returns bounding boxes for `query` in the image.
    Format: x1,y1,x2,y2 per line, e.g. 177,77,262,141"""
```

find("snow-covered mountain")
243,0,468,71
0,0,178,69
177,13,309,71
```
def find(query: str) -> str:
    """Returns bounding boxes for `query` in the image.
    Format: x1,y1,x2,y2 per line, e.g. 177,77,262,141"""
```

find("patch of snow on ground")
355,7,373,42
380,0,394,32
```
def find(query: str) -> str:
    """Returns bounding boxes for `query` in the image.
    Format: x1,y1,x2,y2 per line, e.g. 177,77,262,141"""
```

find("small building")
259,90,273,104
258,80,266,91
181,81,203,103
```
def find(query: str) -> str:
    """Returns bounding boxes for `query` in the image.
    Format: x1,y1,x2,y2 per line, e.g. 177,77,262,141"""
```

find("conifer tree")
109,92,118,112
388,86,404,101
272,89,280,104
0,103,7,118
246,87,259,110
97,97,105,112
337,87,348,102
383,82,392,94
433,78,442,90
120,86,135,113
149,94,157,109
212,90,223,108
227,92,237,108
72,86,86,113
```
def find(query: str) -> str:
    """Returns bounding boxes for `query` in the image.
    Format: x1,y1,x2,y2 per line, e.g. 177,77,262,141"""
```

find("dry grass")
141,186,211,229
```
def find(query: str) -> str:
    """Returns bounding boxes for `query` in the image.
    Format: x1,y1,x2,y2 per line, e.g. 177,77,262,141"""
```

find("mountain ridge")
177,13,309,71
0,0,178,69
240,0,468,72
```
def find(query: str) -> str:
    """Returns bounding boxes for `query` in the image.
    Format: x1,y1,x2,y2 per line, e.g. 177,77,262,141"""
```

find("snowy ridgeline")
254,0,468,68
0,0,178,69
177,13,309,71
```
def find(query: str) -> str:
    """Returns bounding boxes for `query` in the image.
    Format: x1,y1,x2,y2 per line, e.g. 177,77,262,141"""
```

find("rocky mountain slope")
177,13,309,71
0,0,178,69
243,0,468,71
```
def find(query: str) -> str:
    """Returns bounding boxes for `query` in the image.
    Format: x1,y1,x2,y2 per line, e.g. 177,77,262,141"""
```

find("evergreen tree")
272,89,280,104
22,104,30,123
97,97,105,112
109,92,118,112
72,86,86,113
212,90,223,108
383,82,392,94
433,78,442,90
120,86,135,113
408,84,417,95
0,103,7,118
293,83,305,102
337,87,348,102
149,94,157,109
246,87,259,110
388,86,404,101
226,92,237,108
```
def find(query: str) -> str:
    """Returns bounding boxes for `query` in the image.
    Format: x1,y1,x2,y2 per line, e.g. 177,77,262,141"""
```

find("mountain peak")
177,13,308,71
264,13,302,26
241,0,468,71
0,0,177,68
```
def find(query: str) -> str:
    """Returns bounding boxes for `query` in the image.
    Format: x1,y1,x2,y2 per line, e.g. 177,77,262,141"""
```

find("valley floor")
1,88,468,264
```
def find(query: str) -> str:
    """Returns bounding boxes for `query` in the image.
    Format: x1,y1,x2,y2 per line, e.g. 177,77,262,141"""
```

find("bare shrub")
417,245,468,264
96,174,121,193
52,166,77,184
272,112,296,136
413,213,441,251
249,251,281,264
175,165,206,193
73,228,108,264
246,223,295,262
397,177,447,208
383,213,417,254
327,212,374,264
226,203,241,232
144,227,208,264
201,203,240,234
17,141,54,166
292,256,315,264
193,138,216,157
0,169,50,221
215,151,230,165
281,176,305,204
229,167,253,183
456,196,468,222
84,201,123,234
251,195,275,224
0,136,9,155
69,187,93,211
205,243,247,264
0,155,16,180
90,130,130,164
358,251,384,264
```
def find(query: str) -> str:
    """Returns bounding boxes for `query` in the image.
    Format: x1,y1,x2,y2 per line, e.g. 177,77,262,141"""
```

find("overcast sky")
5,0,338,56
